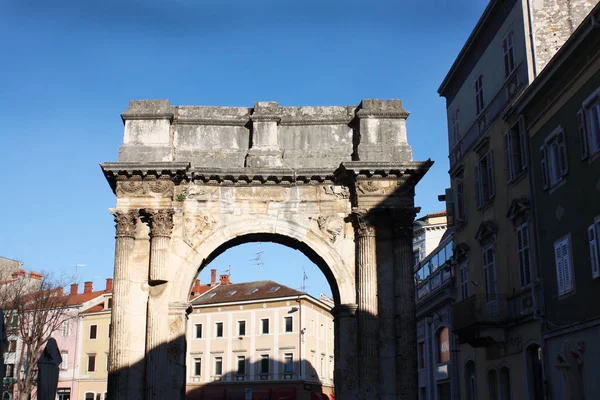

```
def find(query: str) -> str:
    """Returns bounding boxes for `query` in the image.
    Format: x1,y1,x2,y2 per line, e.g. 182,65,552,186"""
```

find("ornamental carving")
312,215,344,244
183,211,217,246
322,185,350,199
356,180,400,197
148,180,174,195
116,181,144,197
352,210,375,238
392,207,420,238
111,209,137,238
147,209,175,238
184,185,219,200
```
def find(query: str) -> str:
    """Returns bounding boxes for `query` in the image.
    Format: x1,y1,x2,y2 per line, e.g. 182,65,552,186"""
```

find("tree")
0,272,73,400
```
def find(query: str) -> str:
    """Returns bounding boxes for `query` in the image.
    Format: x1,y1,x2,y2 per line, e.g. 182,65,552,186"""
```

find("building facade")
186,279,335,400
509,5,600,398
438,1,596,399
413,211,448,266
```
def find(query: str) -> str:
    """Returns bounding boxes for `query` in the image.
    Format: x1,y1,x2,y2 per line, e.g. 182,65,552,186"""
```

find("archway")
101,98,431,399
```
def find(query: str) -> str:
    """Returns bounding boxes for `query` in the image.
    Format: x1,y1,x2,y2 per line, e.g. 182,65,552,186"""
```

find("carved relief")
116,179,174,198
148,180,174,195
116,181,144,197
111,209,138,238
147,209,175,238
183,211,217,246
312,215,344,243
356,180,402,197
323,185,350,199
184,184,219,200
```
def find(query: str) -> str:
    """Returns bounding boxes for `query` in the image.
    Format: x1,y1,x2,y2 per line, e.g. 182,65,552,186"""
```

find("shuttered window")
541,126,568,189
517,223,532,288
475,151,494,208
482,245,498,315
588,218,600,279
554,235,574,295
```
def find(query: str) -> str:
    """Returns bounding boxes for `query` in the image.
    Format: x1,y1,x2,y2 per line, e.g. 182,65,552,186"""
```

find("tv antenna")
249,243,264,280
74,264,85,282
300,266,309,293
224,265,233,276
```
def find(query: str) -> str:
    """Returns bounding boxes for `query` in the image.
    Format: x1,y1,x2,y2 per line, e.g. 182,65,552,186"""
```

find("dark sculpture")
37,338,62,400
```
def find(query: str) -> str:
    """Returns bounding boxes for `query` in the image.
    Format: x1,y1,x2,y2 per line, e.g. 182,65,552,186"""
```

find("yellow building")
78,291,112,400
186,278,335,400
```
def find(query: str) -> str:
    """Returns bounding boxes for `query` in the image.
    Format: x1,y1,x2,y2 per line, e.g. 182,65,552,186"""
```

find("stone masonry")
102,99,432,400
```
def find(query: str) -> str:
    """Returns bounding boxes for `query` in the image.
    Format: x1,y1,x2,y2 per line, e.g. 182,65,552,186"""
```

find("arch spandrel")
167,206,356,306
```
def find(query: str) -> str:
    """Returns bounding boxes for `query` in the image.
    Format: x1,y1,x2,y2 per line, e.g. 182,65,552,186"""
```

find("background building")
510,5,600,398
438,1,596,399
413,211,448,266
186,278,334,400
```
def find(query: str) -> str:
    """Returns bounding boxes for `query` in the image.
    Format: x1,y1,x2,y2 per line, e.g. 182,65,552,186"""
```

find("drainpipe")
526,0,538,78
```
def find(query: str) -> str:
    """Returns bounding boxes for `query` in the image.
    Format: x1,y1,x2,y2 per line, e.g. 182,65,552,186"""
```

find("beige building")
78,291,113,400
186,278,335,400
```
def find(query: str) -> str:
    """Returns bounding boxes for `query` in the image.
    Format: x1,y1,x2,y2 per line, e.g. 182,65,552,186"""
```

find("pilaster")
332,304,359,400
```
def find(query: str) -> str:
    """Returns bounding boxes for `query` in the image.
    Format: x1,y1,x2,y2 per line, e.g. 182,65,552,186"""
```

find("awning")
272,387,296,400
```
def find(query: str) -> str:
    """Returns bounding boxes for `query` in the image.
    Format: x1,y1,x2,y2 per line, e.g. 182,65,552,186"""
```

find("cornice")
339,160,434,180
175,118,249,127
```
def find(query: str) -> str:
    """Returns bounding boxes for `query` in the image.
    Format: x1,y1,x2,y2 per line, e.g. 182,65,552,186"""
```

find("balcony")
452,294,509,347
449,62,528,170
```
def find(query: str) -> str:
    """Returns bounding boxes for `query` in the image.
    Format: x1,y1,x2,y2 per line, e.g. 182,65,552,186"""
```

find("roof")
65,290,106,306
82,303,106,313
191,280,304,306
425,210,447,218
190,284,213,300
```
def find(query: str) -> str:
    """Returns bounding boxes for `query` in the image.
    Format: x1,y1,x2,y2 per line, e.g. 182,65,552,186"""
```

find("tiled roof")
191,280,303,306
82,303,106,313
65,290,106,306
189,284,212,300
426,210,447,218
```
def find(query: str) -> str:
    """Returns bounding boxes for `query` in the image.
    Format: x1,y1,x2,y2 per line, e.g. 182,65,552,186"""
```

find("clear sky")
0,0,488,298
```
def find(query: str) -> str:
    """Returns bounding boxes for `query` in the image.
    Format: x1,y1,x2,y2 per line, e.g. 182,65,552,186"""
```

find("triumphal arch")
101,99,431,400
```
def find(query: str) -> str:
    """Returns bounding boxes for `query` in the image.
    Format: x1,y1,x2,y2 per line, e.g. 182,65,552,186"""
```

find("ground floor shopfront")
76,380,107,400
185,381,334,400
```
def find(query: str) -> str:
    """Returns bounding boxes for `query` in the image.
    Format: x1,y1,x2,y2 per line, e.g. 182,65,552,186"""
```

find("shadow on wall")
107,334,334,400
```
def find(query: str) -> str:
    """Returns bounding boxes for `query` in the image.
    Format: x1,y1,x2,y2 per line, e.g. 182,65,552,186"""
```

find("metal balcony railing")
452,293,509,332
449,63,528,169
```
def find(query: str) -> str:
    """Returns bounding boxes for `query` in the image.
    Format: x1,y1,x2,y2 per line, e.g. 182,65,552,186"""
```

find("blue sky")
0,0,487,298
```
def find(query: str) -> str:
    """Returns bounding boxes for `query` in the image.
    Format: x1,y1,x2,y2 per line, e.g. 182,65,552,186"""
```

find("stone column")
353,210,379,399
145,209,174,400
332,304,359,400
167,302,189,400
393,208,419,399
107,209,137,399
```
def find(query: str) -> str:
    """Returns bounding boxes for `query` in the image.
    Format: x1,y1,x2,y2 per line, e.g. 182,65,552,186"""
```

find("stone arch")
169,215,355,306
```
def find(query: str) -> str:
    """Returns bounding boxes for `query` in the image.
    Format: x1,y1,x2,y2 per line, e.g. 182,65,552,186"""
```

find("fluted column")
107,209,137,399
353,210,379,399
393,208,419,399
145,209,174,400
333,304,359,400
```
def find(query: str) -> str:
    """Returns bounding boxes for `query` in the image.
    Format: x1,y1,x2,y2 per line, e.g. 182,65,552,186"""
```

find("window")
260,355,269,374
10,315,18,328
108,323,111,338
7,340,16,352
579,88,600,158
456,178,465,223
238,321,246,336
194,324,202,339
540,126,568,189
483,245,498,314
554,235,574,295
193,358,201,376
499,367,512,400
215,322,223,338
488,369,498,400
90,325,98,339
517,223,532,287
417,341,426,369
247,288,258,294
437,327,450,363
226,290,237,296
588,217,600,279
460,262,470,300
60,352,68,370
452,108,460,146
237,356,245,375
107,298,113,309
475,75,485,115
284,317,293,333
284,353,294,374
261,319,269,334
85,394,94,400
88,354,96,372
61,320,70,337
268,286,280,293
503,30,516,77
465,361,477,400
5,364,14,378
475,150,495,207
504,120,527,182
214,357,222,376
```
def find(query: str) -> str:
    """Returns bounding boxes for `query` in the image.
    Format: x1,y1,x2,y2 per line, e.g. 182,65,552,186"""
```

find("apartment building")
438,1,595,399
508,5,600,398
186,279,334,400
413,211,448,266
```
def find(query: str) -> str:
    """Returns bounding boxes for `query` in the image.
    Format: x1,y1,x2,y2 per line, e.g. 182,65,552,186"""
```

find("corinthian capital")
392,207,420,238
352,209,376,238
111,209,138,238
146,209,174,238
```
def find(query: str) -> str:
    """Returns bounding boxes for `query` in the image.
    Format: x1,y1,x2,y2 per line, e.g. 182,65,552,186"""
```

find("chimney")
28,271,43,280
11,269,26,279
219,274,230,285
191,279,201,295
210,269,217,286
57,287,64,296
70,283,78,295
106,278,113,292
84,281,93,294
